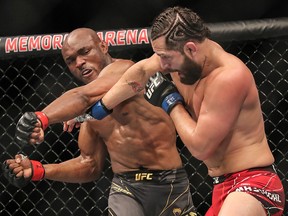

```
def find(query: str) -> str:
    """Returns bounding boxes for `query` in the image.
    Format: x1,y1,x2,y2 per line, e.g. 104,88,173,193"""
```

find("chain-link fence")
0,19,287,216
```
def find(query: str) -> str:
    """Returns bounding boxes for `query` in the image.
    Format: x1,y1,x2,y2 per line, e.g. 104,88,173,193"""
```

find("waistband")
212,164,277,185
115,167,187,183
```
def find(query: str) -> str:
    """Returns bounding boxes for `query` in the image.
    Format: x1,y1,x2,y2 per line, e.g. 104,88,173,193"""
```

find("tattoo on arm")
128,81,144,93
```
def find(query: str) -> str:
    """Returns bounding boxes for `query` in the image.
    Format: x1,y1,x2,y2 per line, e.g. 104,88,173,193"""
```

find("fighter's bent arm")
169,70,250,161
101,54,162,110
45,140,107,183
4,123,108,185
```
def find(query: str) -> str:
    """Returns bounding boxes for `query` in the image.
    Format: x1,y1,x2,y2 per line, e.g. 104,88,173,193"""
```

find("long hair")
151,7,211,51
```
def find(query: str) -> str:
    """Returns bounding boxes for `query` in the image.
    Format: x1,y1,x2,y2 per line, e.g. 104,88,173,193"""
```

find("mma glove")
2,158,45,188
90,99,113,120
15,112,49,146
144,72,184,114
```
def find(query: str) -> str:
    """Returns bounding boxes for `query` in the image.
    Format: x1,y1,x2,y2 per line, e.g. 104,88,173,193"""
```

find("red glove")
2,156,45,188
30,160,45,181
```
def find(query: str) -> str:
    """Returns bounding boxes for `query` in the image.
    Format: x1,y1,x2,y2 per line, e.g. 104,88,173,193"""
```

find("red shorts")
205,165,285,216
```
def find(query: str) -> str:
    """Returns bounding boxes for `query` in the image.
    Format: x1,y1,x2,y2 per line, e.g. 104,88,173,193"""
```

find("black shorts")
108,168,197,216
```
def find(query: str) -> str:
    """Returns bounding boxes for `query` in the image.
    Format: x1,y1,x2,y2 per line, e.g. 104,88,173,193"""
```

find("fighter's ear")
183,42,197,58
99,41,109,53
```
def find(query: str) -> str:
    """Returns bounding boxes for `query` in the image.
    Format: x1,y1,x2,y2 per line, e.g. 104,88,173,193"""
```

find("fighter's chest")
178,81,205,119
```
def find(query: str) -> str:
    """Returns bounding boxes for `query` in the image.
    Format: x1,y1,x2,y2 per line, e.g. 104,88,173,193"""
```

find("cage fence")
0,18,287,216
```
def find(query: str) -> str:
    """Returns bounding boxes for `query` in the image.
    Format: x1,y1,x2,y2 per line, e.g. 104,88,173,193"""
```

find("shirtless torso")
94,7,284,215
170,46,274,176
98,44,274,177
81,81,181,174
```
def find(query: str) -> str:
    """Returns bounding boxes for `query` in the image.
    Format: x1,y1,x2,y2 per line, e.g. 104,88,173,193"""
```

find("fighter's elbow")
90,170,102,181
89,163,104,181
79,160,102,182
69,89,94,108
186,142,214,161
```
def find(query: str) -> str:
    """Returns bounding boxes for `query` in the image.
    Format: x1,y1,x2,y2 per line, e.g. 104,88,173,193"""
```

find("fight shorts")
206,165,285,216
108,167,197,216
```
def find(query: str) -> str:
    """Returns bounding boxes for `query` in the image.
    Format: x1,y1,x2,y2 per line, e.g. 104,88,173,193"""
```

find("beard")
178,55,202,85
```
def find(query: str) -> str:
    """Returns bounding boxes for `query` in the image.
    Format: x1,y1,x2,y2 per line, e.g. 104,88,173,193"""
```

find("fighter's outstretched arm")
14,80,108,145
15,60,134,146
42,60,134,125
42,76,112,124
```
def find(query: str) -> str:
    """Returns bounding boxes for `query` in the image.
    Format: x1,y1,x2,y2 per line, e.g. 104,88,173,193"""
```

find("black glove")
2,155,45,188
144,72,184,114
15,112,49,145
2,161,31,188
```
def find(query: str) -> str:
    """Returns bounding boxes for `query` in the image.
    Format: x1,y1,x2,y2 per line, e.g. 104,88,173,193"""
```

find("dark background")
0,0,287,36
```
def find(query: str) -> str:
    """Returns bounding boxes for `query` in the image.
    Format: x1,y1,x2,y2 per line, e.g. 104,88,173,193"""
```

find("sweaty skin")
97,7,283,216
100,37,274,177
7,28,182,183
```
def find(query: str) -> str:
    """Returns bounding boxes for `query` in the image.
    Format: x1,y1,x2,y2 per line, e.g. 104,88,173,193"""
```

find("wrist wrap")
35,112,49,130
31,160,45,181
91,99,113,120
75,114,93,123
162,92,184,114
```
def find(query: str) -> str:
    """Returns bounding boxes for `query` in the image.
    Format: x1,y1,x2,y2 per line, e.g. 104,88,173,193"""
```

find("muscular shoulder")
207,61,253,104
99,59,135,78
77,59,135,100
113,59,135,69
143,54,162,75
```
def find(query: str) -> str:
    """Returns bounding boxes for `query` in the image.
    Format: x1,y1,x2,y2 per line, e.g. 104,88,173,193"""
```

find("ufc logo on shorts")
135,173,153,181
145,72,163,99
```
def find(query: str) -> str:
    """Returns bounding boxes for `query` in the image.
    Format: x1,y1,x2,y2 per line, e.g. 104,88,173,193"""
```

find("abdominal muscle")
97,98,183,174
106,122,183,173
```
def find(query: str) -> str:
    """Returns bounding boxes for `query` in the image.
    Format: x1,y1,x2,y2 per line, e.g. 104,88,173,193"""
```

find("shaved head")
61,28,110,84
62,28,101,55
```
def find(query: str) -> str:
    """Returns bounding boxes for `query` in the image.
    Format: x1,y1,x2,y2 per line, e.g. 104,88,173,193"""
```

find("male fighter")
3,28,197,216
86,7,285,216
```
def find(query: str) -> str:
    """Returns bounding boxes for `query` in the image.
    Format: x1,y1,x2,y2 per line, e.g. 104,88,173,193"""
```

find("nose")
75,56,85,68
